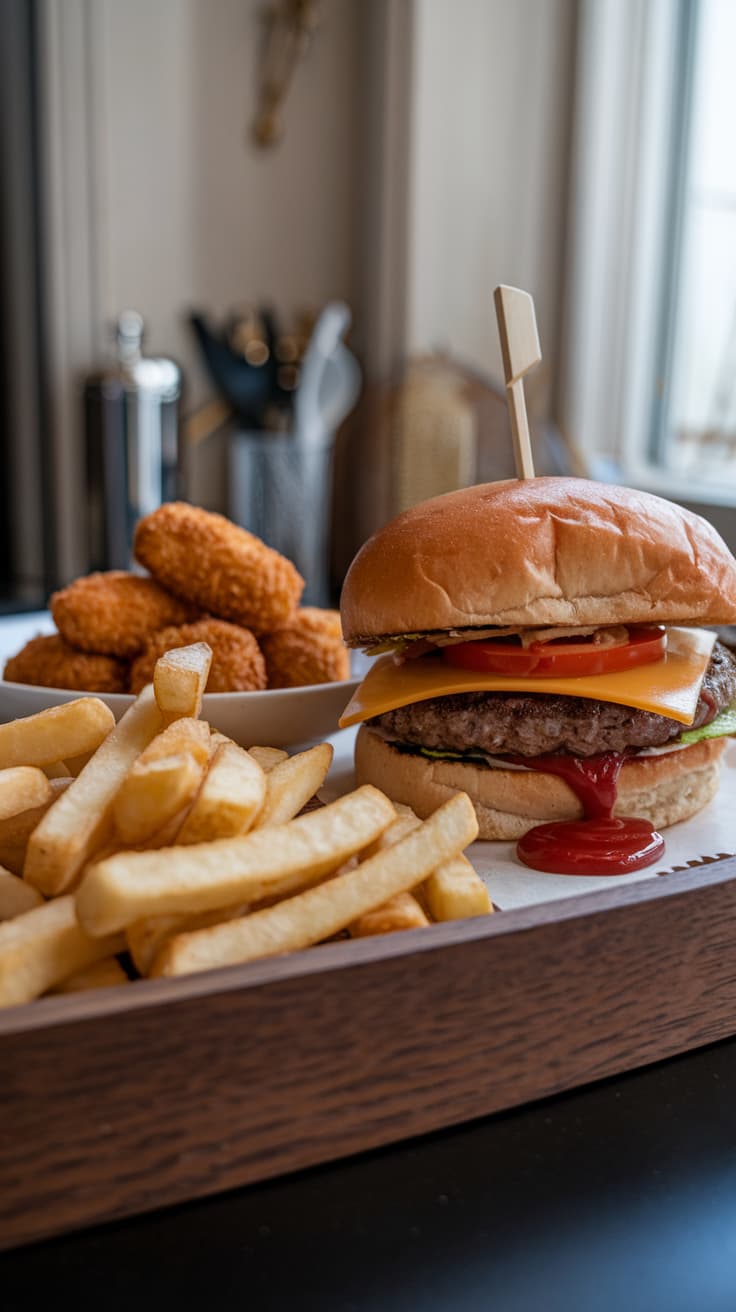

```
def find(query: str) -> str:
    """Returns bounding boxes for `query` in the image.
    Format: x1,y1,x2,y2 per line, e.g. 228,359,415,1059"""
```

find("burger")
338,479,736,862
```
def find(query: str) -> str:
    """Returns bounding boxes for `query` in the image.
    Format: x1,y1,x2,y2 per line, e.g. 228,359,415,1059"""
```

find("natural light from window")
663,0,736,482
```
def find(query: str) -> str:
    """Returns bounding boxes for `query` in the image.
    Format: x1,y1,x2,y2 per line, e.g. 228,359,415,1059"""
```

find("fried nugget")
260,608,351,689
51,571,199,658
3,634,128,694
129,619,266,694
134,502,303,634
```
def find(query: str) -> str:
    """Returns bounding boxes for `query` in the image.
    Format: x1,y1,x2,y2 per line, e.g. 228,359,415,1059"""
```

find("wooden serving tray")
4,854,736,1250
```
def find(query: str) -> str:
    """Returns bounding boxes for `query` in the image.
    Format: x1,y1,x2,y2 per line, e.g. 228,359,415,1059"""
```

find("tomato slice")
441,627,666,679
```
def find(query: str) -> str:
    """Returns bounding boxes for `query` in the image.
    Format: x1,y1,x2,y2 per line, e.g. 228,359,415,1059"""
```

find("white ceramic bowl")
0,612,365,749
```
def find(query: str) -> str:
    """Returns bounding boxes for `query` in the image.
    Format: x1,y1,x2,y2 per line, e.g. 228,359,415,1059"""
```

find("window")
561,0,736,508
654,0,736,485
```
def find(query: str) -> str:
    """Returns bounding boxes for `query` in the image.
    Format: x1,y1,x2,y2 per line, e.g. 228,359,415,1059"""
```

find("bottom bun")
355,727,726,841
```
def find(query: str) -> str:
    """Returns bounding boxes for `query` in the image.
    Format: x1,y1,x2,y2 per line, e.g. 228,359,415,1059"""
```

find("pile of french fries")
0,642,490,1008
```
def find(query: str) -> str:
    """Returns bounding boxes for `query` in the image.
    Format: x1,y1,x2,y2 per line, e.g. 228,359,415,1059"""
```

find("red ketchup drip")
513,752,665,876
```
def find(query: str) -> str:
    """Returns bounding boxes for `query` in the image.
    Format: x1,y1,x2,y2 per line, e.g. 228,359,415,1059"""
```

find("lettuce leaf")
392,741,490,766
363,633,427,656
677,700,736,745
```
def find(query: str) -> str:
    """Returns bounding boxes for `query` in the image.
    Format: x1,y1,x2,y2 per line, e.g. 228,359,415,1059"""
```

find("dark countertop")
5,1036,736,1311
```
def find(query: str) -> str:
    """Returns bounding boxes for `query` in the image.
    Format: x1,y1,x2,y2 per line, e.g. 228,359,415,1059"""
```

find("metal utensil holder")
228,432,334,607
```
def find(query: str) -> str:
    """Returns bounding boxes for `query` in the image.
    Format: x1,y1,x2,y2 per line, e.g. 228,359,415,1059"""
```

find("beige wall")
93,0,574,403
42,0,364,570
93,0,361,409
94,0,362,404
407,0,574,403
41,0,576,575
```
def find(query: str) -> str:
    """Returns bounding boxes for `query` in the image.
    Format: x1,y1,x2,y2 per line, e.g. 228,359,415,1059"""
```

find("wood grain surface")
4,857,736,1249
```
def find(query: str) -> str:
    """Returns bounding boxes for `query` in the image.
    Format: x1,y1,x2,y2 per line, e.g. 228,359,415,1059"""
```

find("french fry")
212,735,288,777
349,892,429,937
64,749,95,777
253,743,333,829
359,809,421,860
247,745,288,772
366,807,490,921
152,792,478,976
424,854,493,922
0,841,27,879
213,736,286,775
93,806,188,865
50,957,129,993
126,903,247,976
112,717,210,844
43,760,70,780
0,896,125,1007
153,642,212,722
24,684,163,896
349,809,425,933
76,785,396,936
0,867,44,919
143,811,193,850
0,777,70,875
126,914,186,976
0,697,115,769
176,740,266,844
0,767,51,821
114,754,202,846
133,716,211,768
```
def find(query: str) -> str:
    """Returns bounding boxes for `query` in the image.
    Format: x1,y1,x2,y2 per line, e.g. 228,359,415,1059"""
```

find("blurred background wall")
2,0,735,608
84,0,361,413
38,0,364,571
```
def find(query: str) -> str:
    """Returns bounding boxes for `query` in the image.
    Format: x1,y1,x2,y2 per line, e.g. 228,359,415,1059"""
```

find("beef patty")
369,641,736,758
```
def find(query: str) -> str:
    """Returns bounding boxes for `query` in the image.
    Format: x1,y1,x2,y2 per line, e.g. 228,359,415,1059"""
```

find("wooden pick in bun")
339,479,736,864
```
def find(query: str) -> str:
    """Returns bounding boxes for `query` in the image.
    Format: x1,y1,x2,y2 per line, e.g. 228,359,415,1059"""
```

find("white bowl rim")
0,674,361,704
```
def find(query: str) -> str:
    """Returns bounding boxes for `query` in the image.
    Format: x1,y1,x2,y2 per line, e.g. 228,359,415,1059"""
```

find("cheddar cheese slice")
339,627,716,729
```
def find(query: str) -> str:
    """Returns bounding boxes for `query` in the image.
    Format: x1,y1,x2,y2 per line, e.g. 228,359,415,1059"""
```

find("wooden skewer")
493,284,542,480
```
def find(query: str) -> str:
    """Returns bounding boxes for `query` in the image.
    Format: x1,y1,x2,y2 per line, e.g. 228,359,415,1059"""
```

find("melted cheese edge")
340,627,716,729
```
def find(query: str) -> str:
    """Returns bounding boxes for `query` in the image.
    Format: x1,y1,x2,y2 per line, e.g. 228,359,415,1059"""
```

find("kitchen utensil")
228,300,360,604
294,301,357,446
189,309,292,430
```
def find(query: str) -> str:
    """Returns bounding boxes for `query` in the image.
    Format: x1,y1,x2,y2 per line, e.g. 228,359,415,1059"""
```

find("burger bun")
355,726,726,841
341,478,736,643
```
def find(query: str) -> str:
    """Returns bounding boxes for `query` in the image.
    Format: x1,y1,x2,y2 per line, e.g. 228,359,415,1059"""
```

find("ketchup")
514,752,665,876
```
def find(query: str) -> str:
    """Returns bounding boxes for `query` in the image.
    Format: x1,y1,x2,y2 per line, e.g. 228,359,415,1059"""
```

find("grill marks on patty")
369,642,736,759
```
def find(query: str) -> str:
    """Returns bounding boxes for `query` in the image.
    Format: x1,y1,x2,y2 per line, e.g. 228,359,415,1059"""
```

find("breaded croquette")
3,634,128,694
134,502,304,634
260,608,351,689
129,619,266,694
51,571,198,658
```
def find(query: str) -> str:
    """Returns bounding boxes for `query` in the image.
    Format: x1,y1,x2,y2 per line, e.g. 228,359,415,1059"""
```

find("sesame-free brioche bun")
355,727,726,841
341,478,736,644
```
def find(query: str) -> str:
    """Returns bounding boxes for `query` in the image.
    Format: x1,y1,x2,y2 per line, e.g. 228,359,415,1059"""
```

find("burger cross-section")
339,478,736,876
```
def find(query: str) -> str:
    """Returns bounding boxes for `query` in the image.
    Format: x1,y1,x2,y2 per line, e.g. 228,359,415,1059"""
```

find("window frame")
559,0,736,506
649,0,701,471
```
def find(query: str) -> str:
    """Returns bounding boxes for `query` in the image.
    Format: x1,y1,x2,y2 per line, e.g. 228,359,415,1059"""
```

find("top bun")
341,477,736,643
